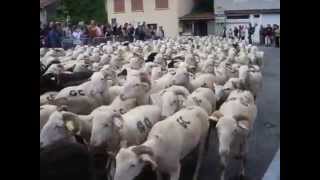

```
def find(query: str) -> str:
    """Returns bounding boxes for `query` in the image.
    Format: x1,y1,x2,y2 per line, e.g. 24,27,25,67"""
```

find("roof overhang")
225,9,280,16
179,12,215,21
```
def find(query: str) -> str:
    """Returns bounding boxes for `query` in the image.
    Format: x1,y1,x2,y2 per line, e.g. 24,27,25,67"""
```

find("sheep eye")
104,124,109,127
130,164,136,168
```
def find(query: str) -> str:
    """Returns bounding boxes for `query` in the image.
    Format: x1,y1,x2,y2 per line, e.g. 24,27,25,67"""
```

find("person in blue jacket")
47,24,61,48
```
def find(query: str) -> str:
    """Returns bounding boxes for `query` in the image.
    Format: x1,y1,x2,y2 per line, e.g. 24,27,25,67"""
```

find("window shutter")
132,0,143,11
155,0,168,9
114,0,125,12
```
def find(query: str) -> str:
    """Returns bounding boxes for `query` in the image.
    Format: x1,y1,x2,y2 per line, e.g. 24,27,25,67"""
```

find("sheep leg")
219,153,228,180
156,170,163,180
239,157,247,179
193,140,206,180
169,163,181,180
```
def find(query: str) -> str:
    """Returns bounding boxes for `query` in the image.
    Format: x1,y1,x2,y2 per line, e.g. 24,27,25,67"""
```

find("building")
214,0,280,43
40,0,60,26
106,0,194,37
179,11,215,36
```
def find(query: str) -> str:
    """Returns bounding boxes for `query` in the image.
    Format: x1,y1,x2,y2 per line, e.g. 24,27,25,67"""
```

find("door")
194,21,208,36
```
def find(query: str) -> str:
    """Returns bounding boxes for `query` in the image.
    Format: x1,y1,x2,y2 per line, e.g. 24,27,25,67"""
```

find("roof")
40,0,58,8
225,9,280,16
179,12,215,21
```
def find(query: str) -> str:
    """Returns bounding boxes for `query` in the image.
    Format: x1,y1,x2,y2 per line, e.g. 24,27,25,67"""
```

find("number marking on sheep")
69,90,86,96
144,117,152,129
176,116,190,129
137,121,146,133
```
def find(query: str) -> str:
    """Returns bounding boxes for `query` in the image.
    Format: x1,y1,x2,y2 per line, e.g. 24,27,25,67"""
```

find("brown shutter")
114,0,125,13
155,0,168,9
132,0,143,11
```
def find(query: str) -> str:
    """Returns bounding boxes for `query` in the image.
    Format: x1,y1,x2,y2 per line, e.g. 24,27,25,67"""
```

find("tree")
54,0,108,24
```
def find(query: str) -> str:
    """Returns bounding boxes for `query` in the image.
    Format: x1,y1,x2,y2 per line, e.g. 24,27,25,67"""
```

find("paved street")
180,47,280,180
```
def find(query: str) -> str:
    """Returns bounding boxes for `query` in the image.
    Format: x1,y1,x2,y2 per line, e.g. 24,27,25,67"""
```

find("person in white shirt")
72,28,82,45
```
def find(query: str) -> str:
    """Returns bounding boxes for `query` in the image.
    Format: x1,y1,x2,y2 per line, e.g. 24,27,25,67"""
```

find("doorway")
194,21,207,36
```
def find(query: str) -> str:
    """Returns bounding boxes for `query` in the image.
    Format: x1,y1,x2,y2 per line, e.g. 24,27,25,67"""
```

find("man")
259,25,265,45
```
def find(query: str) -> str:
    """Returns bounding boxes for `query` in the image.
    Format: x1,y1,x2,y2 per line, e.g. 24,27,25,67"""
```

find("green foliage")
55,0,107,24
192,0,214,13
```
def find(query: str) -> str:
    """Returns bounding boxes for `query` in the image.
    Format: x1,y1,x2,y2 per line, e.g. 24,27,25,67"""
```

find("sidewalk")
262,149,280,180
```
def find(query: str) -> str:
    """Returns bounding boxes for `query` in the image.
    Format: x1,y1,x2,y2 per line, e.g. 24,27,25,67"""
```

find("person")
40,140,95,180
248,23,257,44
156,26,164,40
234,26,239,39
80,26,89,45
228,28,233,39
72,27,82,45
259,25,265,45
274,25,280,48
265,24,273,46
88,20,98,43
47,23,61,48
223,27,226,38
128,23,135,42
240,25,246,41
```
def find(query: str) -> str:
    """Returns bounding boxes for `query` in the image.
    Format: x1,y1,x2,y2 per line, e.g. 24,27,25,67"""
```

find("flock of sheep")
40,35,264,180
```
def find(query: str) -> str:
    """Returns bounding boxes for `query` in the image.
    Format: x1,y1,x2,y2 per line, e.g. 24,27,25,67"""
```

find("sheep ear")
237,120,250,131
62,112,80,134
140,154,158,171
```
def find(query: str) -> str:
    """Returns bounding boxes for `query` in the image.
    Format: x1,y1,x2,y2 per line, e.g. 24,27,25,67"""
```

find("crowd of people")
224,23,280,48
40,20,165,48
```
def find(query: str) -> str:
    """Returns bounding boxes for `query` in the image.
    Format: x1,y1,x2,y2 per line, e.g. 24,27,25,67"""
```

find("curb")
262,148,280,180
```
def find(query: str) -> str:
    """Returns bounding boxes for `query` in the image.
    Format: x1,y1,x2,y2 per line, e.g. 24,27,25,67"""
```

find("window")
155,0,168,9
132,0,143,11
114,0,125,13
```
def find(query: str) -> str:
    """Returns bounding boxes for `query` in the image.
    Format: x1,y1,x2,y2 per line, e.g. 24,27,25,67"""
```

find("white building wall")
106,0,194,37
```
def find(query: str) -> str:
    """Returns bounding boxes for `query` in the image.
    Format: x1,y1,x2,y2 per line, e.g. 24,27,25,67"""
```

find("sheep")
40,91,58,105
150,85,190,119
89,105,162,153
53,71,109,114
114,106,211,180
183,87,217,114
40,110,93,148
40,104,58,131
190,73,216,91
208,89,257,180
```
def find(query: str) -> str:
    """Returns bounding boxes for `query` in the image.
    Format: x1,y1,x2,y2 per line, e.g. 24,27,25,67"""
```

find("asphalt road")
178,46,280,180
